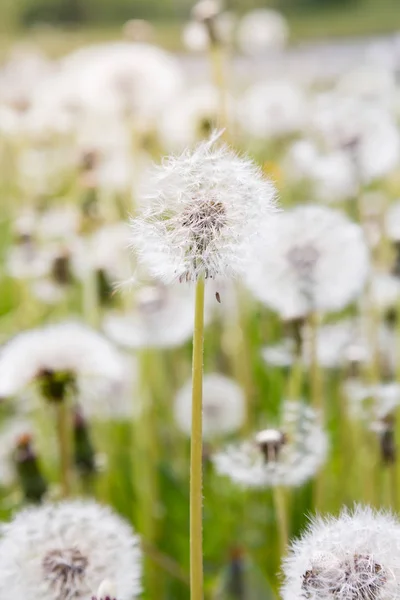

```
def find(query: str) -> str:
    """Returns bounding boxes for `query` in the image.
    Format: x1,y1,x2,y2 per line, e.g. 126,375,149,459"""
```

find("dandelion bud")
74,406,96,476
282,506,400,600
14,433,47,503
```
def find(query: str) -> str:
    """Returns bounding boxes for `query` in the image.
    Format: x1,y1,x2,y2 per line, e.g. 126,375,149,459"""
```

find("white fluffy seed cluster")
282,505,400,600
0,322,124,399
130,132,278,283
0,500,142,600
245,204,370,320
174,373,245,438
212,400,328,488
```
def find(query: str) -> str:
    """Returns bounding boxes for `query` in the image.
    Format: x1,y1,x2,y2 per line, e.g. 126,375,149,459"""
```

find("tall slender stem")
273,486,289,554
190,278,205,600
55,401,72,497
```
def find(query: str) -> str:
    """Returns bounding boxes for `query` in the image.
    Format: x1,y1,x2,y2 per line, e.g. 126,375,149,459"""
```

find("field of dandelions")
3,2,400,600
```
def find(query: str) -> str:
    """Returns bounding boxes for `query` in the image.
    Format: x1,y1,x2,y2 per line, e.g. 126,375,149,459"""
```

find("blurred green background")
0,0,399,57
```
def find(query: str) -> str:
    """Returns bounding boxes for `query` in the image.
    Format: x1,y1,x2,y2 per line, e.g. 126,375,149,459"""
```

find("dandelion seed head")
0,500,141,600
103,282,198,348
245,205,369,319
0,322,124,399
212,400,328,488
131,133,278,283
174,373,245,438
282,506,400,600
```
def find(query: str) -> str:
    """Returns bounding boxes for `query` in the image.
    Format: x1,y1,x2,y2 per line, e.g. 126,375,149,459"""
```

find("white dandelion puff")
131,132,278,283
282,505,400,600
174,373,245,438
245,205,370,319
237,9,289,55
0,500,142,600
103,282,197,349
212,400,328,488
0,322,124,399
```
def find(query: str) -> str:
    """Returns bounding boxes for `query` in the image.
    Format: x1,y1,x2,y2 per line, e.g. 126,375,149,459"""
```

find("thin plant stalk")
190,278,205,600
210,43,229,135
55,400,72,497
273,485,289,554
307,311,323,414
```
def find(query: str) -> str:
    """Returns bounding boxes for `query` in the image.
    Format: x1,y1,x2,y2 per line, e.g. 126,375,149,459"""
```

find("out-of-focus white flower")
262,319,371,369
174,373,245,438
0,500,142,600
103,282,196,349
385,199,400,241
0,322,124,399
131,132,278,283
72,222,132,286
0,45,54,111
369,271,400,312
282,505,400,600
336,66,397,113
238,80,306,140
212,400,327,488
182,21,210,51
158,85,236,151
284,140,357,203
237,9,289,55
310,94,400,183
245,205,370,320
344,379,400,424
36,205,81,241
59,43,183,121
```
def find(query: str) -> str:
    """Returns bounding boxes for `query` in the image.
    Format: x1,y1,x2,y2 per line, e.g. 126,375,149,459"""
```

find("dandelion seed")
131,132,278,283
0,500,142,600
282,505,400,600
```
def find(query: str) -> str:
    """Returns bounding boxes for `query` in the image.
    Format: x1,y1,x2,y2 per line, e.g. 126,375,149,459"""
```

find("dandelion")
158,85,236,151
237,9,289,56
238,80,306,140
212,401,328,488
0,500,142,600
103,282,197,349
0,322,124,495
174,373,245,438
0,322,123,399
130,132,278,600
131,132,278,284
245,205,369,320
281,505,400,600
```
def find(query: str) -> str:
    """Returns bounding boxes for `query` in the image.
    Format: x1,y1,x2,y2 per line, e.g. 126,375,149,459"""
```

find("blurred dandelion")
174,373,245,438
212,400,327,488
245,205,369,320
282,505,400,600
0,500,142,600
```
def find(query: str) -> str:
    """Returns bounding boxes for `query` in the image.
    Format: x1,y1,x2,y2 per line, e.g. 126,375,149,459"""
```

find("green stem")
55,401,72,497
190,279,205,600
273,486,289,554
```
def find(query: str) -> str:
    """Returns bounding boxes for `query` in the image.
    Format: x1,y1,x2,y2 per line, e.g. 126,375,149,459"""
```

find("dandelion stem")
273,486,289,554
55,401,72,497
210,44,229,134
190,278,205,600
